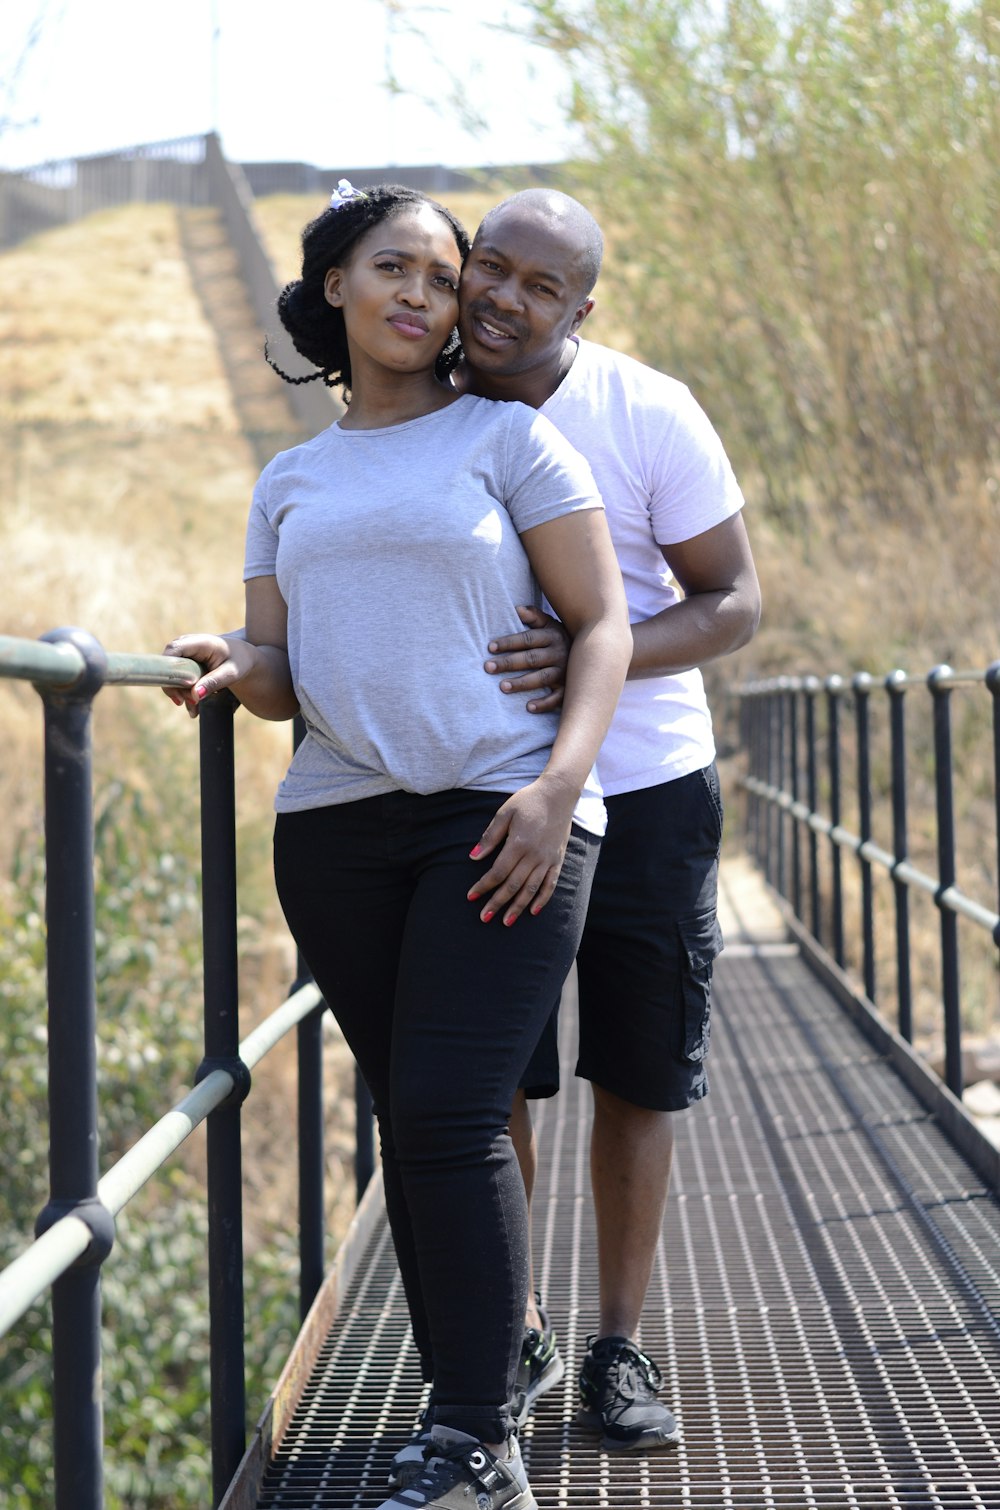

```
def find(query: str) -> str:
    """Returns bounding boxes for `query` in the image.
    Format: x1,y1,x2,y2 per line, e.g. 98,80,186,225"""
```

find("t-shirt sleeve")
647,384,745,546
243,462,279,581
501,406,604,534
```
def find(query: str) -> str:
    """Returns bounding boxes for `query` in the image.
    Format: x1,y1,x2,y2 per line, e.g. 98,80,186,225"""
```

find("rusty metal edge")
217,1171,386,1510
779,902,1000,1196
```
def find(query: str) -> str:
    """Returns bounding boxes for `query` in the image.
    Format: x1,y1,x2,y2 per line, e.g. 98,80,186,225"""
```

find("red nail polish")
504,915,517,927
482,911,494,923
469,844,483,859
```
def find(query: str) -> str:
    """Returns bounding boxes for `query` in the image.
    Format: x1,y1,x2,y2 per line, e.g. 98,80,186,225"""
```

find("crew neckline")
333,394,473,437
541,335,584,412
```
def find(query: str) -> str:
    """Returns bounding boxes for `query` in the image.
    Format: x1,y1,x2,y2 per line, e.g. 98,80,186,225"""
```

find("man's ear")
324,267,344,308
570,297,595,335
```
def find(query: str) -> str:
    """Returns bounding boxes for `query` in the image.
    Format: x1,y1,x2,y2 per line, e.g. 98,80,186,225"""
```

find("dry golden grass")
0,203,288,830
0,206,240,431
730,473,1000,682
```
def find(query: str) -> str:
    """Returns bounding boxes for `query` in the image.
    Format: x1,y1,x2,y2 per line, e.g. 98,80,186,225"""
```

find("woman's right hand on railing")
162,631,299,722
161,632,256,717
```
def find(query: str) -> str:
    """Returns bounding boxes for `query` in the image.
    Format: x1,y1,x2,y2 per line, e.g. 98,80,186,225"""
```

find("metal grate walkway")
250,915,1000,1506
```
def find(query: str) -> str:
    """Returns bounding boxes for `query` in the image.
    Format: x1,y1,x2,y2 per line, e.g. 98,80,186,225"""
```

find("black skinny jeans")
274,788,599,1443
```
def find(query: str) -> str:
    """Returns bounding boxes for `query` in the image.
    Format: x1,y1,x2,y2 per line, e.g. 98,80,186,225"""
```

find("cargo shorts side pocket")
677,909,724,1063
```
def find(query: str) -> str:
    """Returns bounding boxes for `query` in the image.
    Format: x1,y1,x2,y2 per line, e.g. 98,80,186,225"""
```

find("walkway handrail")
0,977,326,1337
0,627,373,1509
0,632,200,688
738,661,1000,1103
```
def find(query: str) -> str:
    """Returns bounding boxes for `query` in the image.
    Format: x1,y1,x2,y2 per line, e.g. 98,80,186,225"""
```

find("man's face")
459,207,594,380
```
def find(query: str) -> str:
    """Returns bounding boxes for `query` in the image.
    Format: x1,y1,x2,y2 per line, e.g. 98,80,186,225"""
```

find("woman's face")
323,203,462,379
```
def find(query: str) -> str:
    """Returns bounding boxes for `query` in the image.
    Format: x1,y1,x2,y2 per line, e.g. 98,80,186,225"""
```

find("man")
459,189,760,1453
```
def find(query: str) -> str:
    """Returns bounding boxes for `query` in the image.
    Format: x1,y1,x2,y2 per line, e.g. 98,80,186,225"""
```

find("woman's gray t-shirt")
243,394,606,831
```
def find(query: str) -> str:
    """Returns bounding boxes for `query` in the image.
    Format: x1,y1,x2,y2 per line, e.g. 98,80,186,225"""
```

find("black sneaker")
388,1401,434,1489
577,1334,680,1452
377,1426,537,1509
511,1296,565,1427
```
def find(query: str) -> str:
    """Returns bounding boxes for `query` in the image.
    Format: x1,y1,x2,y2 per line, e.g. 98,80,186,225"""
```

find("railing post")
988,662,1000,954
762,689,774,888
804,677,821,942
355,1070,376,1203
789,682,802,921
33,628,115,1510
770,687,783,892
196,692,251,1507
886,671,913,1041
297,998,326,1319
289,716,326,1318
739,692,753,859
752,691,767,869
854,673,876,1003
826,676,845,967
928,666,963,1098
775,680,788,902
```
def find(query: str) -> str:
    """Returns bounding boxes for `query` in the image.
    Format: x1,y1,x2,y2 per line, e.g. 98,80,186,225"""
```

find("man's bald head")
476,189,604,299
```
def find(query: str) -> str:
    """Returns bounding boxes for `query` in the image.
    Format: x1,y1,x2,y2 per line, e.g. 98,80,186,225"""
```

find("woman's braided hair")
266,183,470,396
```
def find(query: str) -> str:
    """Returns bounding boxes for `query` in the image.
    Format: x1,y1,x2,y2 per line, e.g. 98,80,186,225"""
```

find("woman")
164,181,630,1510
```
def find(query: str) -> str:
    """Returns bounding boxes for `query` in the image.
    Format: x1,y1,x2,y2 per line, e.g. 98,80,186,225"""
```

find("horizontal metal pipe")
104,653,203,687
98,1071,233,1216
891,859,940,899
937,885,1000,932
0,635,201,690
100,984,322,1219
0,636,84,687
740,668,990,695
240,981,323,1071
0,1216,92,1338
858,839,897,870
743,777,1000,937
0,983,324,1338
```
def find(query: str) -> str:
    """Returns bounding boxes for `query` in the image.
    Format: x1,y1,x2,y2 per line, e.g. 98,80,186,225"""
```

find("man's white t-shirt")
541,338,745,796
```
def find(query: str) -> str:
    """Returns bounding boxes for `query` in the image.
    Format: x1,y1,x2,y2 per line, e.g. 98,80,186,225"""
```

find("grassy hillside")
0,205,289,859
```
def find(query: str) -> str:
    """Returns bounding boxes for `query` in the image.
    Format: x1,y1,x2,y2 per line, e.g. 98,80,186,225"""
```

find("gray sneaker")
511,1297,565,1427
377,1425,537,1509
577,1334,680,1452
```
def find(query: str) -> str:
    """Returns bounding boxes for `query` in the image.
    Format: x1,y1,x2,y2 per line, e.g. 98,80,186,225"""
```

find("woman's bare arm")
162,576,299,721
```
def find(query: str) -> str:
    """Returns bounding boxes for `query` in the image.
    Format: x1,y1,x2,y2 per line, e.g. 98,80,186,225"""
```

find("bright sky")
0,0,581,173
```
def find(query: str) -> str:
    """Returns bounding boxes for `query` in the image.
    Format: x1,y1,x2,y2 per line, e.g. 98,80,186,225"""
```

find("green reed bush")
522,0,1000,524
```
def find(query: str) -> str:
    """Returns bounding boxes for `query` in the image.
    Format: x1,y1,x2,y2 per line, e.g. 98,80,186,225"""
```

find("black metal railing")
739,662,1000,1103
0,628,374,1509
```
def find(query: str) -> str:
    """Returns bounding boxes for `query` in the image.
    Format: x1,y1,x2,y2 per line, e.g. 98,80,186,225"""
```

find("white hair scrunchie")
329,178,368,210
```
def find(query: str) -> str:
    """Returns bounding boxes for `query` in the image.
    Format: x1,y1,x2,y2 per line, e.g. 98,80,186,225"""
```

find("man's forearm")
628,586,761,680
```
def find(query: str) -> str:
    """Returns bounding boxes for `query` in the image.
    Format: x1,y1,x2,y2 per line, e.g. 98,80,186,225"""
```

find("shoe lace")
585,1333,663,1401
411,1439,501,1497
